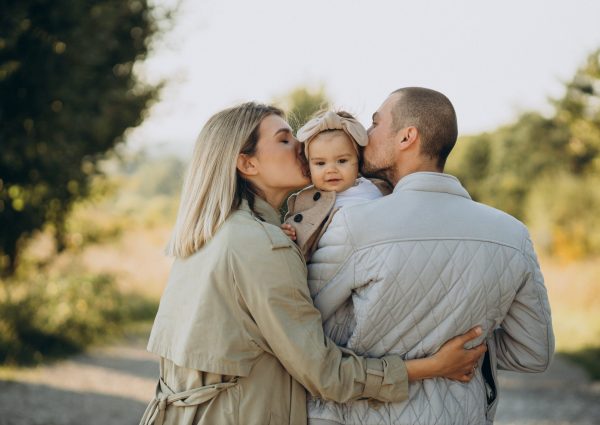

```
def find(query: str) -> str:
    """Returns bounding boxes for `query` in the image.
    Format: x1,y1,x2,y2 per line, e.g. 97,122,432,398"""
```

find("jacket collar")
239,196,282,226
393,172,471,199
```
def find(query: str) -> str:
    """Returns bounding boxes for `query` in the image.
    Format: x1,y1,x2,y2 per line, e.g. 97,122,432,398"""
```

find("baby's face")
307,131,359,193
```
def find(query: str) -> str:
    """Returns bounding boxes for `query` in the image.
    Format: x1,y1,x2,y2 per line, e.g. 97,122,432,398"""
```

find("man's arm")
494,231,555,372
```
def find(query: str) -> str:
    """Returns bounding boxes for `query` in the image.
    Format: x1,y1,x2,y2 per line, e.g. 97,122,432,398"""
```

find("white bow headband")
296,111,368,156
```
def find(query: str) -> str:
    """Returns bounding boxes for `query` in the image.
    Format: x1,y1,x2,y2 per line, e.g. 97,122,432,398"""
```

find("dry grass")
539,255,600,353
20,227,172,302
77,227,172,299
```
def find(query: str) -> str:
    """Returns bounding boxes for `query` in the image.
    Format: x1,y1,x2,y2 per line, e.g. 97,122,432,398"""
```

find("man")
307,87,554,425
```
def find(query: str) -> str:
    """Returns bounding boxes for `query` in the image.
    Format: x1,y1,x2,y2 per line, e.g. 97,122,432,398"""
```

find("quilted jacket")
307,172,554,425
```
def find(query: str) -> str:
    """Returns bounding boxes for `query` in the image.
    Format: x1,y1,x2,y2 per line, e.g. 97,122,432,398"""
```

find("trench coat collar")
239,196,282,227
393,172,471,200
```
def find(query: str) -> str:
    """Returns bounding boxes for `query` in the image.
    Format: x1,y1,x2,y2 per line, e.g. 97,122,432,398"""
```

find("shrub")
0,273,157,365
526,173,600,259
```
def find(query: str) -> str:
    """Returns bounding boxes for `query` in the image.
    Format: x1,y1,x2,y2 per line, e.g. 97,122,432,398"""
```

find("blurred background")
1,0,599,424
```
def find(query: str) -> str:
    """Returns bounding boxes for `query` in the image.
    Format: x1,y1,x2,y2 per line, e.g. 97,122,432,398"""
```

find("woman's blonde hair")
166,102,284,258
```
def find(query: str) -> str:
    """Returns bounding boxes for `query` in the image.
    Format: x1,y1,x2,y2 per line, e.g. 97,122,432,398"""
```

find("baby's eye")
338,159,348,164
315,161,325,166
281,140,289,144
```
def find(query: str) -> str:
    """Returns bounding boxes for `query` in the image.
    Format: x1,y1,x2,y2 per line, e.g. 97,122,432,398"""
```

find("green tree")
275,86,330,134
447,112,569,219
447,48,600,258
447,133,493,203
0,0,163,276
554,48,600,175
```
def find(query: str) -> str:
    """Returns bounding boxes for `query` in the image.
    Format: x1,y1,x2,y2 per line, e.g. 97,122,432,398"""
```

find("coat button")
313,192,321,201
293,214,303,223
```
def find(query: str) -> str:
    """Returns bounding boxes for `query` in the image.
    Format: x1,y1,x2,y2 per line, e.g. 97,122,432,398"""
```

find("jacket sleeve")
310,210,360,321
494,231,555,372
230,227,408,403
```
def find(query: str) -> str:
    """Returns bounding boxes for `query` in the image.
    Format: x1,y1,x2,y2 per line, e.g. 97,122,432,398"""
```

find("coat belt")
139,377,238,425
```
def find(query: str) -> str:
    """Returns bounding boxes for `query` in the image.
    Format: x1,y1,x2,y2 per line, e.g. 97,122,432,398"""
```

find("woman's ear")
236,153,258,177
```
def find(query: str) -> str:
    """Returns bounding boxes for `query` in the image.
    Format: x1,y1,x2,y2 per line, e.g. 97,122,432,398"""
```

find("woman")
140,102,486,425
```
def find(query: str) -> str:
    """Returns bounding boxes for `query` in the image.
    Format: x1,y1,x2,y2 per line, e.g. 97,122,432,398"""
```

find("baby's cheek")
309,166,321,179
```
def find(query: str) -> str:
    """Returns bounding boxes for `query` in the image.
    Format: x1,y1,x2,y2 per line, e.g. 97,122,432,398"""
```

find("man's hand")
432,326,487,382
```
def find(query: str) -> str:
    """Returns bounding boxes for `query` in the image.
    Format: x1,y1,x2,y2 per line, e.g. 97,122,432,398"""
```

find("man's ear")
398,126,418,151
236,153,258,177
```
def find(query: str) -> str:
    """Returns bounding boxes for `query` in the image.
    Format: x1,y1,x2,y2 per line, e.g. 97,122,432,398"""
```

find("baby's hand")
281,223,297,241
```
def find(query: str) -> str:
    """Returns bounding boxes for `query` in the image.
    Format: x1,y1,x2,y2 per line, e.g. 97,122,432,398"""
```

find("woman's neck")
261,190,289,210
242,178,295,211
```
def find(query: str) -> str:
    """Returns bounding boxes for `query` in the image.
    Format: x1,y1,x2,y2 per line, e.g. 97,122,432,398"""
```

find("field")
540,256,600,378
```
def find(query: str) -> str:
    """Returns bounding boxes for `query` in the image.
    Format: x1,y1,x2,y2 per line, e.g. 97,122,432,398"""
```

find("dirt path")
1,338,598,425
495,357,600,425
0,335,156,425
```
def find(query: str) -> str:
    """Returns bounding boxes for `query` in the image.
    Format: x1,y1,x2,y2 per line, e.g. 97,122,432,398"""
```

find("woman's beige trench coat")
141,197,409,425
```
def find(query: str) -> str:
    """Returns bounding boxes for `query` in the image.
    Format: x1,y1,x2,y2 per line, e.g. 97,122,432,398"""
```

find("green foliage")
62,154,183,250
102,154,182,224
448,49,600,259
554,49,600,175
275,86,330,134
66,204,128,248
0,153,178,365
0,273,157,365
448,113,570,219
526,173,600,259
127,156,184,198
0,0,164,276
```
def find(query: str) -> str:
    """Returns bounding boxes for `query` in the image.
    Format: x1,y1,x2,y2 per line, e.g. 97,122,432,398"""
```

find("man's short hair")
391,87,458,169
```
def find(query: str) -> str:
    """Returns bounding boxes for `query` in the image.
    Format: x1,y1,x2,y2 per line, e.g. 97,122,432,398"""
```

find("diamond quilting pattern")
308,236,528,425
